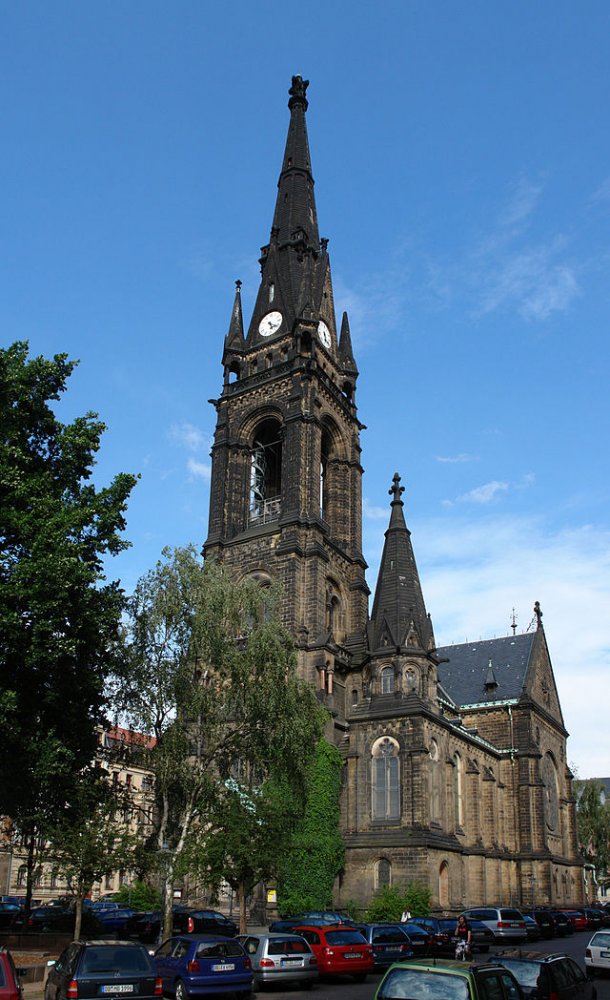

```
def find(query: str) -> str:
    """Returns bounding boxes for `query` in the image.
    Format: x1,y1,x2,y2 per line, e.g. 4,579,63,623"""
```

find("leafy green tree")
112,547,324,938
276,738,345,916
575,779,610,873
113,879,162,911
48,774,140,939
0,342,137,912
365,881,431,922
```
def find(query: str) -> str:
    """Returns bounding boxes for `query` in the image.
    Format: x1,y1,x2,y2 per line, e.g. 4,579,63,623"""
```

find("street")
252,931,610,1000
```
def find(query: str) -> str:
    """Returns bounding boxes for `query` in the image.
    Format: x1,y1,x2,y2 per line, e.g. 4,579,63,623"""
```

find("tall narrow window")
453,752,464,828
381,666,395,694
250,419,282,523
377,858,392,888
372,737,400,820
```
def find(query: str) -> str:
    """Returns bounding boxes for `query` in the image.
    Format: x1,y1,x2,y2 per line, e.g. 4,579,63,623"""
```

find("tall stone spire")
369,473,434,652
246,76,334,346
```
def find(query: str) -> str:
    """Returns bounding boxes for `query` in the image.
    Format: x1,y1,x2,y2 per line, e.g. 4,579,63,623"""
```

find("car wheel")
174,980,188,1000
301,983,313,991
353,972,367,983
479,946,490,953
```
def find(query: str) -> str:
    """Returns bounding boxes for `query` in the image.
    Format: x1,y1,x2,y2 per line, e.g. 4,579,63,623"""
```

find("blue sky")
2,1,609,777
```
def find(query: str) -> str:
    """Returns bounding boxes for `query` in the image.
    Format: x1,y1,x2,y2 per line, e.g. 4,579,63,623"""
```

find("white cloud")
436,453,479,464
363,497,390,520
457,480,509,505
498,176,543,230
169,422,209,452
187,458,211,481
591,177,610,204
476,241,580,322
413,514,610,777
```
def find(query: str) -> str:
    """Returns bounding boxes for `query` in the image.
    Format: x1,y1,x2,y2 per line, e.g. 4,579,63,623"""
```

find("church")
203,76,584,911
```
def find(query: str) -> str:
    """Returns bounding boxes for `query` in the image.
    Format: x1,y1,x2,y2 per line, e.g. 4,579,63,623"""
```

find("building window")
371,737,400,821
430,739,441,823
453,752,464,827
381,667,395,694
377,858,392,888
542,753,559,832
16,865,27,888
250,419,282,523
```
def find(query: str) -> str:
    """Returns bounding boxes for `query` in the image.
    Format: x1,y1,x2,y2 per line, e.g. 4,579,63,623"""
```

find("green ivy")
365,882,431,922
276,738,344,916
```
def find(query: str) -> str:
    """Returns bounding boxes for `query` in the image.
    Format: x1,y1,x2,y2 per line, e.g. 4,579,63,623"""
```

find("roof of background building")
435,632,536,708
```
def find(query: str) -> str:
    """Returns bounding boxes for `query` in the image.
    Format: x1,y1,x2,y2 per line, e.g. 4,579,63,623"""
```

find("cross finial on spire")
288,75,309,110
510,608,517,636
389,472,405,505
235,279,242,292
534,601,543,629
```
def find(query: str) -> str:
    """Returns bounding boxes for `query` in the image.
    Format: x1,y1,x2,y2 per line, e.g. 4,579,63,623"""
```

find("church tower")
204,77,369,728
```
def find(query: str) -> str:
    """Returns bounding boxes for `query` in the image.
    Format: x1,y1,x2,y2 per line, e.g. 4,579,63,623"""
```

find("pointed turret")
247,76,335,346
369,473,433,652
338,311,358,375
225,280,245,350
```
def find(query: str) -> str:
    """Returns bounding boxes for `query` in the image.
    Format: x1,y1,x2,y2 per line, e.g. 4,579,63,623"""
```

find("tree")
575,779,610,873
112,546,325,937
0,341,137,911
47,773,140,939
365,882,431,922
276,738,345,916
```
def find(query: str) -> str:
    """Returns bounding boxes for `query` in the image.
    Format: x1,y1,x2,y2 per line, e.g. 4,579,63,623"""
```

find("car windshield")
496,960,542,988
80,948,151,975
378,968,470,1000
499,910,525,921
591,932,610,947
325,930,365,945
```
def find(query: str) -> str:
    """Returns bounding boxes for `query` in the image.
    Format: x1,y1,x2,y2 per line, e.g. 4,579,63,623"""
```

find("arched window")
405,668,417,693
453,752,464,827
377,858,392,888
438,861,449,909
381,666,395,694
16,865,27,887
430,739,441,823
250,418,282,523
372,737,400,821
542,753,559,832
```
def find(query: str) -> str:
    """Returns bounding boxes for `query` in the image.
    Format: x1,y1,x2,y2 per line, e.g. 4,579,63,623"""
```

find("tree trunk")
161,868,174,944
238,879,247,935
74,894,84,941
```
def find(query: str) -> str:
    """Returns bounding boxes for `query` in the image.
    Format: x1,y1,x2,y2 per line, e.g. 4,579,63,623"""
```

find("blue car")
153,934,252,1000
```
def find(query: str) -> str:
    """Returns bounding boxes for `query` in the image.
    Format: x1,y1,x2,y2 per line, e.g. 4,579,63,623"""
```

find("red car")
293,924,374,982
0,947,25,1000
562,909,588,931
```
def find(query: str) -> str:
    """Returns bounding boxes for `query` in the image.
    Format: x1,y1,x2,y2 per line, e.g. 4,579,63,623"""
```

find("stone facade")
203,76,585,912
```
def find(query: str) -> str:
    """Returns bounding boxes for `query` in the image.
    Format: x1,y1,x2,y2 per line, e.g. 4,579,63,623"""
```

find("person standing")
455,914,471,959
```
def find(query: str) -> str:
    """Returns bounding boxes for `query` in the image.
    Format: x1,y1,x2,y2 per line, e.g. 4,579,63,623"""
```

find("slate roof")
435,632,537,708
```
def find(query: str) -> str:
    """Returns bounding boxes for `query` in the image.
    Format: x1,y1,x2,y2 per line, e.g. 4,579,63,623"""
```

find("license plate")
345,952,362,959
281,958,303,967
385,947,400,953
211,964,235,972
101,987,134,994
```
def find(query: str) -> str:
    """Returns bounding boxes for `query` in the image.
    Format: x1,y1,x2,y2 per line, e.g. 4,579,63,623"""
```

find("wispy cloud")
169,422,209,452
435,453,479,464
475,240,580,321
591,177,610,204
363,497,389,520
456,480,509,504
498,175,543,230
187,458,211,481
361,509,610,776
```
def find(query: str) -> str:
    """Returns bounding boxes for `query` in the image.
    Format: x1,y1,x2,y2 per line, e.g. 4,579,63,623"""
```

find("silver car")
236,932,318,989
461,907,528,942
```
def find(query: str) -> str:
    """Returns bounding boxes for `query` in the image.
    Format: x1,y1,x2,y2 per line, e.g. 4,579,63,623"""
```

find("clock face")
258,311,283,337
317,320,331,349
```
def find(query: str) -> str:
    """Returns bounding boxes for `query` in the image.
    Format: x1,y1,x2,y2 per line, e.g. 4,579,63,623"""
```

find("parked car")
494,950,596,1000
268,916,333,932
548,911,572,937
521,909,556,939
0,906,22,932
560,910,588,932
92,906,137,936
375,958,524,1000
351,924,414,968
585,930,610,976
0,947,26,1000
583,910,602,931
153,934,252,999
236,932,318,990
523,916,542,942
44,941,161,1000
410,916,493,955
461,907,528,942
267,910,354,932
180,911,237,938
292,924,373,981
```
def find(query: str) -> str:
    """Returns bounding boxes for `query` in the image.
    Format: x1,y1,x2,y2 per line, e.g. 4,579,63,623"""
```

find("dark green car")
375,958,524,1000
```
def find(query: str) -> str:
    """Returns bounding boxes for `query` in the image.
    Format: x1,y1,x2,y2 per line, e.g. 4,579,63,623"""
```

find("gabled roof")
435,632,537,707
